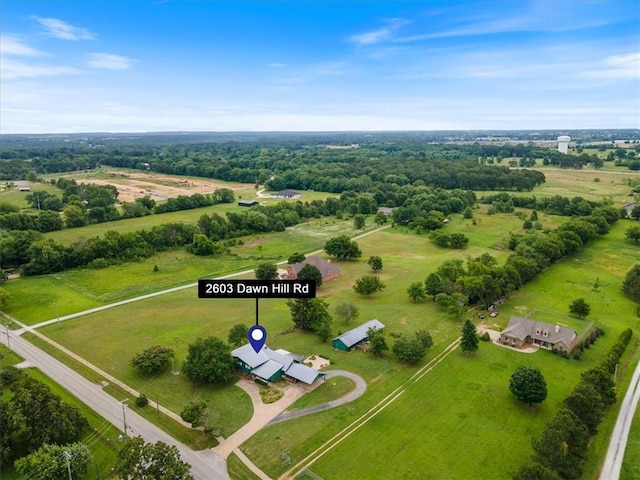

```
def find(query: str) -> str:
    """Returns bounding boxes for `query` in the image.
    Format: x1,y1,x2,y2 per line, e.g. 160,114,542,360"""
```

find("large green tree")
181,337,235,385
367,328,388,357
393,336,427,365
15,442,91,480
623,264,640,302
580,367,616,406
117,436,194,480
532,409,589,480
563,383,605,435
324,235,362,260
130,346,175,375
569,298,591,319
509,366,547,407
334,301,359,325
513,462,561,480
254,262,278,280
625,225,640,244
227,324,249,348
407,281,427,303
287,298,333,338
460,319,479,354
297,263,323,287
353,275,386,297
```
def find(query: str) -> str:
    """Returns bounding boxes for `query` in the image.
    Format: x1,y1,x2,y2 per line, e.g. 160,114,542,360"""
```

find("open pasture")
524,167,636,204
4,217,372,324
240,220,640,479
32,209,529,436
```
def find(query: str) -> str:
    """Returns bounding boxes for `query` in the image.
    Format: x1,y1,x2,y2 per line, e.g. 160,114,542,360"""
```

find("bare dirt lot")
63,169,254,203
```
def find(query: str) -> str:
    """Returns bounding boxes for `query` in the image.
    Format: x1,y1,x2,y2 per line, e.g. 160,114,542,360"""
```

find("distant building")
286,256,342,282
332,319,385,352
377,207,394,216
499,316,578,353
238,200,259,207
557,135,571,154
275,189,301,199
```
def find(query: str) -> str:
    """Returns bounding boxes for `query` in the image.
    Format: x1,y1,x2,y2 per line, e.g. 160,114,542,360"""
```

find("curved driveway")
269,370,366,425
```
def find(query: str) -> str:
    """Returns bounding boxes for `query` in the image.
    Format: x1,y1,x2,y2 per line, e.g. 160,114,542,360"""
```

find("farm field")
30,210,525,443
3,217,371,324
239,220,639,479
515,166,637,204
5,173,638,479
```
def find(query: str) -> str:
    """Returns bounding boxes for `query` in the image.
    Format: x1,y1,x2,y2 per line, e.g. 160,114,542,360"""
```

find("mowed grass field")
3,217,371,324
239,220,639,479
32,210,525,441
509,166,637,204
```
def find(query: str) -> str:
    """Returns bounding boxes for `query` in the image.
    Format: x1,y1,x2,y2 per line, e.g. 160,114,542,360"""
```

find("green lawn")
240,220,640,479
621,394,640,480
287,376,356,412
3,217,374,324
227,452,261,480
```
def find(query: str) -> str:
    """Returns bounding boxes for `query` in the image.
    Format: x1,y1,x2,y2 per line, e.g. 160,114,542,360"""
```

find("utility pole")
56,302,60,326
120,399,128,436
63,451,72,480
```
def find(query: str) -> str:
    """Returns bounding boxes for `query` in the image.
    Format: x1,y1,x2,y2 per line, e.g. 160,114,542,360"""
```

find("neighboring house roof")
289,256,341,278
286,363,325,385
333,319,385,349
238,200,258,206
501,316,577,348
624,202,640,213
377,207,394,215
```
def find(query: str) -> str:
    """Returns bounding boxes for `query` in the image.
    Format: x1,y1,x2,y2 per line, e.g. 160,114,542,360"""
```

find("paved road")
269,370,366,425
0,331,228,480
600,359,640,480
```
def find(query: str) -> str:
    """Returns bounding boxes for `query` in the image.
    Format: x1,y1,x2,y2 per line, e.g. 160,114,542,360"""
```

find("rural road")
269,370,367,425
0,331,228,480
599,359,640,480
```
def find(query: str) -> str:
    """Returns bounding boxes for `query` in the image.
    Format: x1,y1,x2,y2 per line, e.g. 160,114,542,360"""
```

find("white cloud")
0,35,43,56
32,17,95,41
86,53,136,70
583,53,640,79
0,58,79,80
348,18,409,45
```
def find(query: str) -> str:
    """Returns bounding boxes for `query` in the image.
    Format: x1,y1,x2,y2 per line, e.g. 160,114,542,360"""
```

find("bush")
135,394,149,408
0,365,22,386
480,331,491,342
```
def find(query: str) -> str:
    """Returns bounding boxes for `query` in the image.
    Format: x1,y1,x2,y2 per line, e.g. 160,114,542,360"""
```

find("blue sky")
1,0,639,133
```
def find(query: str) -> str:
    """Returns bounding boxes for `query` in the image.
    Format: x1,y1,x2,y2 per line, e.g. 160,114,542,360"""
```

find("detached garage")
332,319,385,352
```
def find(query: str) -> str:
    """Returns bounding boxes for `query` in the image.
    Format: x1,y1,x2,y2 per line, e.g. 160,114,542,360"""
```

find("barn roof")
333,319,385,349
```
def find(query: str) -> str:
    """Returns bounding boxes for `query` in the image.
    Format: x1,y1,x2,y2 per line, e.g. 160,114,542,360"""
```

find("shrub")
480,331,491,342
135,394,149,408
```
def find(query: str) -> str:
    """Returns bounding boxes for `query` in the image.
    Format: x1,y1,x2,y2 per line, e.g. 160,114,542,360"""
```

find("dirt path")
279,339,461,480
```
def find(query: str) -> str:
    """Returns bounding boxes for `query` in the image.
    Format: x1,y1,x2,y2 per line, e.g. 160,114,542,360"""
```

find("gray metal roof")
251,360,283,381
264,348,295,371
289,256,342,278
285,363,325,384
501,316,578,348
231,343,270,368
333,319,385,348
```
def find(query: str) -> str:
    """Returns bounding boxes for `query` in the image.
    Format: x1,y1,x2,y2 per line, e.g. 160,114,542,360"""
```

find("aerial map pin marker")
248,325,267,353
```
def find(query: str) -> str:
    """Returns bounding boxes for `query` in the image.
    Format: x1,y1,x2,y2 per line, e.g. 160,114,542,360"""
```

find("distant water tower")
557,135,570,154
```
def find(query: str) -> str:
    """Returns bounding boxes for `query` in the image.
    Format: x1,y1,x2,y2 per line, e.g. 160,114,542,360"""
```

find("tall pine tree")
460,319,479,354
